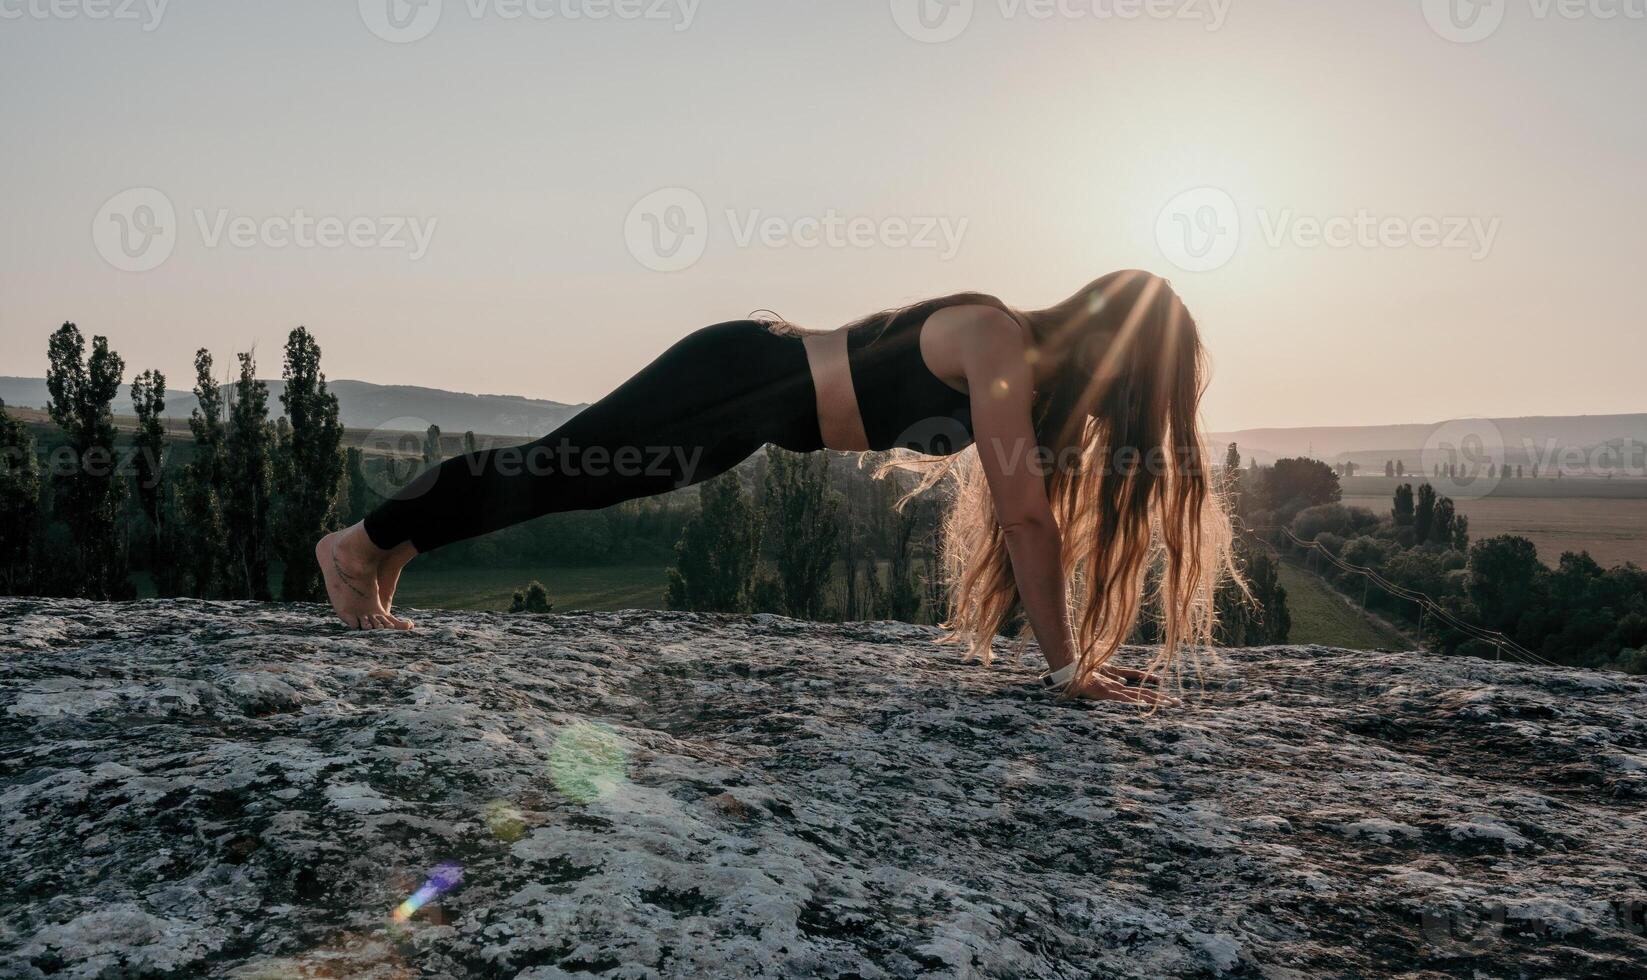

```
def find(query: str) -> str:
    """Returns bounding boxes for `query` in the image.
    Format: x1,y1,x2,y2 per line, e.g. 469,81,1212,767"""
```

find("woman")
318,269,1238,706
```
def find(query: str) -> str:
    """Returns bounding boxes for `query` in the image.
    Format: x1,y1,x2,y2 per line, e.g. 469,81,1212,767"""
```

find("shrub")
1293,503,1379,541
510,580,553,614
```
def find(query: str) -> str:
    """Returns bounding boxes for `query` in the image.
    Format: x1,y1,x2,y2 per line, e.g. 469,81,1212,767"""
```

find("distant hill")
0,377,585,439
1211,414,1647,469
7,373,1641,465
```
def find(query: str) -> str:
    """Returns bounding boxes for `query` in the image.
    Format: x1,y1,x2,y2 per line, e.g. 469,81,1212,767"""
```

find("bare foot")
376,543,418,628
316,524,414,630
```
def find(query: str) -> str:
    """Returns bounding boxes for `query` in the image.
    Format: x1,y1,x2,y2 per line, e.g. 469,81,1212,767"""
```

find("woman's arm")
946,307,1161,705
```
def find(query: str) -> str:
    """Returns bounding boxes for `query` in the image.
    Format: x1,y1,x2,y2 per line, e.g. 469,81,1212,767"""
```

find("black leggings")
363,320,824,553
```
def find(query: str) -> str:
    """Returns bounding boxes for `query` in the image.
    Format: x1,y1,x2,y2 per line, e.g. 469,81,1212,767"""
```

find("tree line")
1238,453,1647,673
2,323,349,601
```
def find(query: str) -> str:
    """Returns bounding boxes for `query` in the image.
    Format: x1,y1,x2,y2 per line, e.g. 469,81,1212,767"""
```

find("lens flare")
549,722,629,804
391,861,463,924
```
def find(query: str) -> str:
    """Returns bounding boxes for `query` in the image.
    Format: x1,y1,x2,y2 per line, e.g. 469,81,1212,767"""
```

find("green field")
1341,489,1647,569
391,562,670,613
1274,562,1411,651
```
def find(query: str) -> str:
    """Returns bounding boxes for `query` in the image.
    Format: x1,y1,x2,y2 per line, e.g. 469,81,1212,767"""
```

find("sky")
1,0,1643,432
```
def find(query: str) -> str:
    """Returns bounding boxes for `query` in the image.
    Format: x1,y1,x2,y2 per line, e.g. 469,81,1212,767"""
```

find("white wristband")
1040,662,1077,691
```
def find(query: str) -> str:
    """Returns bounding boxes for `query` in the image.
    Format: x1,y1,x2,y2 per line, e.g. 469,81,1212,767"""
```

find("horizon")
3,3,1644,432
8,371,1647,437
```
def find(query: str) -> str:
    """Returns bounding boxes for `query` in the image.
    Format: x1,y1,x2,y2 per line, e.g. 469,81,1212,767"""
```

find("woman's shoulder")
926,301,1027,350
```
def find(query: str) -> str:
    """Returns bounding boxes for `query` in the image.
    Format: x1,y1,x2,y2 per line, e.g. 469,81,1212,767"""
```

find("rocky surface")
2,598,1645,979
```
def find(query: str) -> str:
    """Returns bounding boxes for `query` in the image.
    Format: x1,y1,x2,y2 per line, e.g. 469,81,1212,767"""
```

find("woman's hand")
1068,673,1172,707
1098,664,1160,687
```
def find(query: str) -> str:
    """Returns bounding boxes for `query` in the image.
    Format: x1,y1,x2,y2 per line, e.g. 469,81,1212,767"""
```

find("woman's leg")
319,321,820,628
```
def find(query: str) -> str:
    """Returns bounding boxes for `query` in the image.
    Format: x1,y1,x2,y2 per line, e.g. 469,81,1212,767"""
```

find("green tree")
510,580,553,613
342,447,373,525
1451,513,1471,552
423,424,443,468
1431,495,1457,547
1467,535,1544,632
223,351,274,599
45,323,130,598
761,447,841,620
1223,443,1246,521
180,350,229,597
0,399,42,594
1414,483,1437,542
1215,541,1290,646
1392,483,1415,526
1259,457,1341,517
129,369,185,595
666,472,762,612
274,327,346,601
869,492,929,623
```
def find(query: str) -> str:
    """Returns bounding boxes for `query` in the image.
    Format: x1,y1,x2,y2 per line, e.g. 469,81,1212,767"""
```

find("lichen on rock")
2,598,1645,977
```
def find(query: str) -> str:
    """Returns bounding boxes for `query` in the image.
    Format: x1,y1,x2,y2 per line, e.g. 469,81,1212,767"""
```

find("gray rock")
2,598,1644,978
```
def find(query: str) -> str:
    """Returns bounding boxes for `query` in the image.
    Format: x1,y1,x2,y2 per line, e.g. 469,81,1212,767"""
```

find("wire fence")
1244,524,1561,669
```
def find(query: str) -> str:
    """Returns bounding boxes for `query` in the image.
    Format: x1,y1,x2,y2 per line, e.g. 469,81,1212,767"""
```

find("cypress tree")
666,472,762,612
1392,483,1415,526
181,350,229,597
130,369,185,595
223,351,274,599
45,323,130,598
762,447,841,620
274,327,346,601
0,398,42,594
1414,483,1437,542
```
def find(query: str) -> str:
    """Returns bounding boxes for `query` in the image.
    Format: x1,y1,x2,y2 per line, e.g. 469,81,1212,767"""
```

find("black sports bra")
846,311,975,456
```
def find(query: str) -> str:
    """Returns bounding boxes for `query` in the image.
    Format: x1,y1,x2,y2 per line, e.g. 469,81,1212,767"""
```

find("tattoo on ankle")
331,543,371,601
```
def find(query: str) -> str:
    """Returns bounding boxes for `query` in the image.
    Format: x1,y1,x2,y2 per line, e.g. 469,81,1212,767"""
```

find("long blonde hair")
864,270,1239,695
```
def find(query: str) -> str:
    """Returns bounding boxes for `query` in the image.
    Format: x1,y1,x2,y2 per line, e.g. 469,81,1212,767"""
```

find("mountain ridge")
7,375,1643,456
